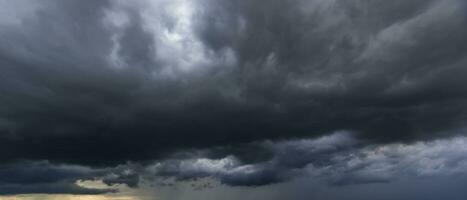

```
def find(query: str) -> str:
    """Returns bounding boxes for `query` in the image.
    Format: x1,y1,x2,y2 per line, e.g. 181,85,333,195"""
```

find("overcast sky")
1,0,467,199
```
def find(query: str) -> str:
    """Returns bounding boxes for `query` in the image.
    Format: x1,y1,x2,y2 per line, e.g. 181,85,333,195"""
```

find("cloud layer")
0,161,114,195
139,132,467,187
4,132,467,195
1,0,467,196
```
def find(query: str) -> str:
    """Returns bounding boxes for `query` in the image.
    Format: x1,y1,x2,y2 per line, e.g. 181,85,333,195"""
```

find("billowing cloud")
3,132,467,195
0,0,467,197
132,132,467,187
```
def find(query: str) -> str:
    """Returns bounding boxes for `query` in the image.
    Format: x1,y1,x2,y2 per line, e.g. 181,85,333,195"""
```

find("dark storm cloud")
0,0,467,189
0,183,112,195
192,0,467,140
139,132,467,187
145,132,358,186
0,161,115,195
3,132,465,193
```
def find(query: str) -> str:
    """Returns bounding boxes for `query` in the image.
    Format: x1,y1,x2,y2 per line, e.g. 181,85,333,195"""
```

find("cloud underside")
0,0,467,195
3,132,467,195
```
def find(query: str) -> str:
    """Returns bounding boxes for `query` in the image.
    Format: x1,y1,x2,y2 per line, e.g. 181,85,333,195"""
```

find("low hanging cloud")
0,161,115,195
2,132,467,194
135,132,467,187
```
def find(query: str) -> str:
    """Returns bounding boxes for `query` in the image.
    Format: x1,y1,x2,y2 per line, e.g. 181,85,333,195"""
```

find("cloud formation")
136,132,467,187
1,0,467,165
3,132,467,194
0,161,115,195
0,0,467,196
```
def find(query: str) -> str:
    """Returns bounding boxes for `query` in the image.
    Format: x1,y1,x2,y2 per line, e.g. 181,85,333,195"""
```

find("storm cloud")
0,0,467,197
134,131,467,187
0,161,116,195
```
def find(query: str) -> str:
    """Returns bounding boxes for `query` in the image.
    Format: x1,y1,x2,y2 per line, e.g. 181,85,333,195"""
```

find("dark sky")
1,0,467,199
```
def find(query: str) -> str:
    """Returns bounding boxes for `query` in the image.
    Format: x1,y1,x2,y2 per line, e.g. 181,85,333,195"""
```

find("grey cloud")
1,0,467,195
3,133,467,195
0,182,113,195
136,132,467,187
0,161,115,195
136,132,359,186
1,0,467,167
101,163,142,188
319,134,467,185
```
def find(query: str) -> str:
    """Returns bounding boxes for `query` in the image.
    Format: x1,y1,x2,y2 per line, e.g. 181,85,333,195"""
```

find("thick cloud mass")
4,133,467,195
1,0,466,165
1,0,467,196
0,161,116,195
137,132,467,187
